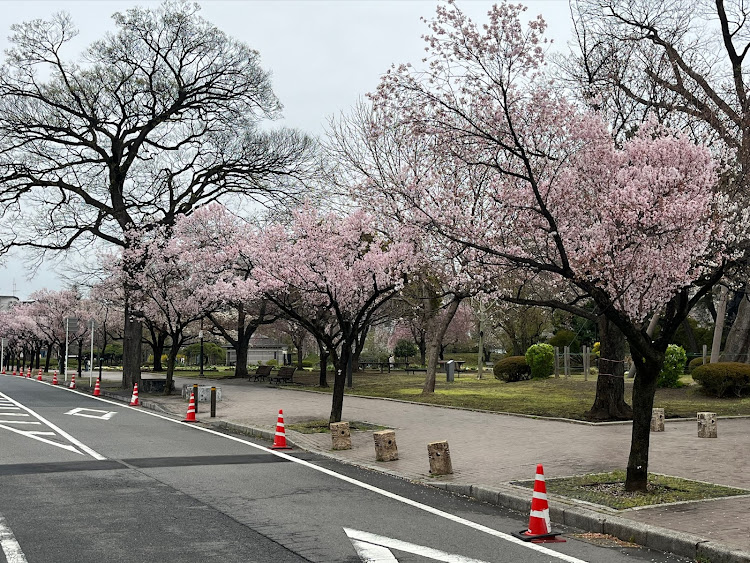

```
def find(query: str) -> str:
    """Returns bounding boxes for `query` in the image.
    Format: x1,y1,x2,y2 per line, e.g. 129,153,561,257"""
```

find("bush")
688,356,708,373
657,344,687,388
265,359,278,367
493,356,531,382
394,339,418,361
525,343,554,379
692,362,750,397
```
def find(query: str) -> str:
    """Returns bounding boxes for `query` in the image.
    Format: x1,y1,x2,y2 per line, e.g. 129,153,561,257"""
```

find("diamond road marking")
64,407,116,421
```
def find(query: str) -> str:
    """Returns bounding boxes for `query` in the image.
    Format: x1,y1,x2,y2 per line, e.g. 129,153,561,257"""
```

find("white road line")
79,391,590,563
0,424,83,455
349,539,400,562
0,514,28,563
0,413,30,416
346,528,491,562
0,392,106,460
0,421,41,425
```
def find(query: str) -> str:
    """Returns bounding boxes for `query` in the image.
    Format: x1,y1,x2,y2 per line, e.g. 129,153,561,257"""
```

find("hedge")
691,362,750,397
494,356,531,382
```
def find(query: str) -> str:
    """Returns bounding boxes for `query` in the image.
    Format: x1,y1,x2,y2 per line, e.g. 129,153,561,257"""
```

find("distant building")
225,333,288,366
0,295,19,311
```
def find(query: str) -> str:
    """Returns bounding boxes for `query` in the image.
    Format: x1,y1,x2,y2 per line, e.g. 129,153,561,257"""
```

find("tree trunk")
77,339,84,377
165,345,180,395
329,345,350,423
418,332,426,366
585,316,632,421
318,340,329,387
152,331,166,371
44,343,52,372
122,295,142,389
422,298,461,394
711,285,729,363
297,346,303,369
625,355,660,492
721,288,750,362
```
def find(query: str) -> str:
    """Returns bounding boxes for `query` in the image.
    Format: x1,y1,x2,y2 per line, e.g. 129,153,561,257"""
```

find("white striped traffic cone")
183,392,197,422
271,409,291,450
129,383,139,406
93,379,101,397
37,369,42,381
513,464,565,543
69,373,76,389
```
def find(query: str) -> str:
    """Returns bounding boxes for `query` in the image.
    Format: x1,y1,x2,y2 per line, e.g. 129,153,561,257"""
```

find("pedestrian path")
119,374,750,560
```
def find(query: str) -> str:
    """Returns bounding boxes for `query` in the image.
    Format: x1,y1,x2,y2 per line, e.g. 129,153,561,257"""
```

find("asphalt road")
0,375,691,563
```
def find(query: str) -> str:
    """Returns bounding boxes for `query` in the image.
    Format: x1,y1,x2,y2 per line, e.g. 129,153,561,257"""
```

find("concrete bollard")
697,412,717,438
650,408,665,432
330,421,352,450
182,384,222,403
427,441,453,475
373,430,398,461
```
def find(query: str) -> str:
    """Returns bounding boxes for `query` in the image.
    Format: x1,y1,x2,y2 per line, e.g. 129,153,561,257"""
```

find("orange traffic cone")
129,383,139,406
271,409,292,450
513,464,565,543
182,392,197,422
52,371,58,385
1,368,5,374
26,368,31,378
69,373,76,389
12,369,16,376
93,379,101,397
37,369,42,381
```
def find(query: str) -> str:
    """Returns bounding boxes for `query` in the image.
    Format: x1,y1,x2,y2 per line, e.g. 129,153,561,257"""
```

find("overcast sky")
0,0,574,299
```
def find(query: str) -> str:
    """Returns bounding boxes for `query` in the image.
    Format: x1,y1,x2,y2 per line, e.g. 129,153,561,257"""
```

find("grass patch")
285,419,388,434
513,471,749,510
288,370,750,421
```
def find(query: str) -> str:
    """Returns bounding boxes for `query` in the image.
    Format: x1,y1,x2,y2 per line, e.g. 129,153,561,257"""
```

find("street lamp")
199,318,204,378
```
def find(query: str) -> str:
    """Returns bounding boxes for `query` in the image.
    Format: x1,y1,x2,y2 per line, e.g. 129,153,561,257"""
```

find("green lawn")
288,370,750,421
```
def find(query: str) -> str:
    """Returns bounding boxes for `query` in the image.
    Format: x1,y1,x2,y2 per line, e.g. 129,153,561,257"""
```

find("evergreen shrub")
692,362,750,397
493,356,531,382
525,343,555,379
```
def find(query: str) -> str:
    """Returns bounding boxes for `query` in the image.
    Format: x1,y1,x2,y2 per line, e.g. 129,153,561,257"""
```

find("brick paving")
132,375,750,554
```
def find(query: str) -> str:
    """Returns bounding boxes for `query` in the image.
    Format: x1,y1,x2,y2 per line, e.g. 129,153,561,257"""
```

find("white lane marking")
0,413,30,416
78,391,589,563
349,539,399,562
0,421,41,425
0,392,106,460
345,528,491,562
0,424,83,455
64,407,116,420
0,514,29,563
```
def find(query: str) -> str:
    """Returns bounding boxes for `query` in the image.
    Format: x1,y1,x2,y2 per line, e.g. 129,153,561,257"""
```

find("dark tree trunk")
151,330,167,371
122,295,142,389
44,343,52,372
165,344,180,395
77,340,84,377
318,340,329,387
418,332,427,366
680,318,699,354
422,298,461,394
586,316,633,421
329,344,351,423
297,346,304,369
625,355,660,492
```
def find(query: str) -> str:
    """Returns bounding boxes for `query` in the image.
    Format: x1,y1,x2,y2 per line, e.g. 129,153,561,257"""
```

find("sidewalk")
113,374,750,562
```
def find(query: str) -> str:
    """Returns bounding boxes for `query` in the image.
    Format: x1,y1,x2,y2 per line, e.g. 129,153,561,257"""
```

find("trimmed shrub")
493,356,531,382
657,344,687,388
394,339,418,361
525,343,555,379
692,362,750,397
688,356,708,373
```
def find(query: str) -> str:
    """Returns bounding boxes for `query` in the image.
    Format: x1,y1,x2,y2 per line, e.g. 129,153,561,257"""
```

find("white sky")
0,0,574,299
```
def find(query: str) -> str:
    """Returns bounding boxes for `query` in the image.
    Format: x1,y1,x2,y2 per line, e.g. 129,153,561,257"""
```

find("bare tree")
0,2,316,388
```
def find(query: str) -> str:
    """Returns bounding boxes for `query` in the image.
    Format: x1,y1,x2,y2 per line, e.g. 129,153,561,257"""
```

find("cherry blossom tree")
371,1,727,491
254,206,416,422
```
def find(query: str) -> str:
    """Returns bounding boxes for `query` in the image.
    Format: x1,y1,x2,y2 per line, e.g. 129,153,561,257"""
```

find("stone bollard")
697,412,717,438
650,408,665,432
427,441,453,475
330,421,352,450
182,384,221,403
373,430,398,461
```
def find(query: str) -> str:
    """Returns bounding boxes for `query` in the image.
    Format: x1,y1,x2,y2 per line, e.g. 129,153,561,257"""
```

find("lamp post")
199,318,204,378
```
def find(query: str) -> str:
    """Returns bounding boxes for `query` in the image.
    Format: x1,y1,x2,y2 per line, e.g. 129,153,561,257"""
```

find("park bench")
252,365,273,382
405,367,427,375
270,366,296,384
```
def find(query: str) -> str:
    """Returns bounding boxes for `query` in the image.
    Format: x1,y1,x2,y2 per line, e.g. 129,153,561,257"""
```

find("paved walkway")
109,374,750,559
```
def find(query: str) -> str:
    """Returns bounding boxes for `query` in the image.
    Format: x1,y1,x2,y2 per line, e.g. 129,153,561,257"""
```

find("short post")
373,430,398,461
210,386,216,417
697,412,717,438
563,346,570,378
427,441,453,475
702,344,707,365
650,408,665,432
554,347,559,378
193,383,199,414
446,360,455,382
583,346,589,382
330,421,351,450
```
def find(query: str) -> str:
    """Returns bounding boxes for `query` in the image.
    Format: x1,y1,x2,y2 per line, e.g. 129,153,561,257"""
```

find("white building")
225,334,288,366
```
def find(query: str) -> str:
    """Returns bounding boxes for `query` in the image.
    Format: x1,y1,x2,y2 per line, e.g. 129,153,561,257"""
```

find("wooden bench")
405,367,427,375
270,366,296,384
252,365,273,382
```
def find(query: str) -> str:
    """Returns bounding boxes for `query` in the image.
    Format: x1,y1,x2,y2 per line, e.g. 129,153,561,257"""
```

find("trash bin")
446,360,455,382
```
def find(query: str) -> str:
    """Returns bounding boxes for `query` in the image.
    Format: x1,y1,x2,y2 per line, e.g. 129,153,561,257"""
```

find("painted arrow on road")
345,528,492,563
